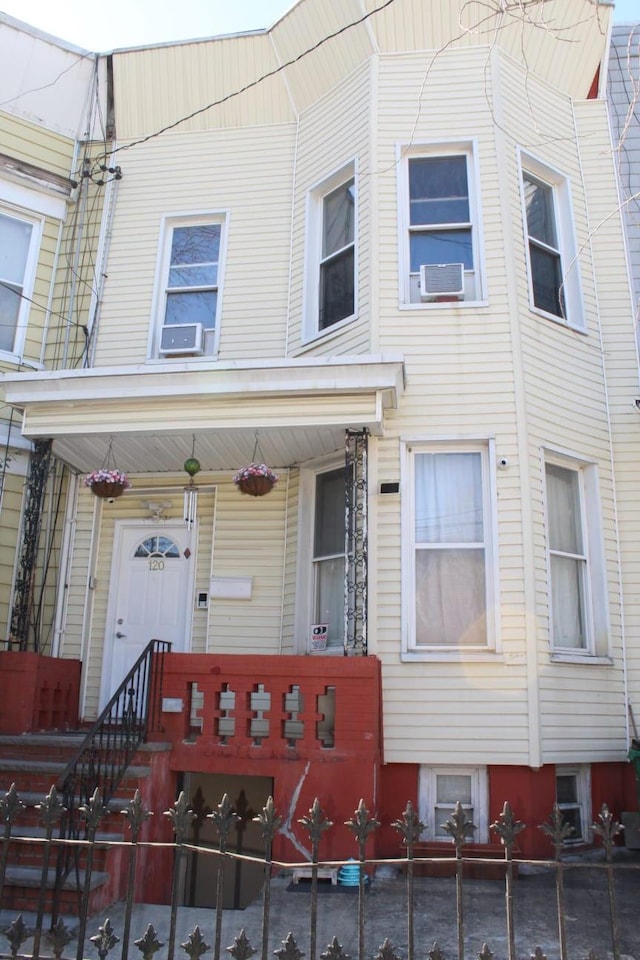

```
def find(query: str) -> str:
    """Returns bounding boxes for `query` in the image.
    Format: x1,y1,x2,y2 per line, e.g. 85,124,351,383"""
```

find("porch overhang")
1,354,405,473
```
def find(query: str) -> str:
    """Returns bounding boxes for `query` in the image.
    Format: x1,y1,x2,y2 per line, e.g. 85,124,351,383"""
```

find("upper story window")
403,442,496,657
0,207,41,355
544,454,608,658
520,153,583,330
399,144,483,306
153,215,226,359
304,162,357,341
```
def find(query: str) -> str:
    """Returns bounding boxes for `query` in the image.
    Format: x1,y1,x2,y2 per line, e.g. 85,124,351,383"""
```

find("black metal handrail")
53,637,171,920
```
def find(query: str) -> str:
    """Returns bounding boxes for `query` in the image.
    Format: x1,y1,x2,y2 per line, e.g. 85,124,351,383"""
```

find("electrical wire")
92,0,398,168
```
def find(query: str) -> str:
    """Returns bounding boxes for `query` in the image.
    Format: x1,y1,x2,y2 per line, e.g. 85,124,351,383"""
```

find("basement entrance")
182,772,273,909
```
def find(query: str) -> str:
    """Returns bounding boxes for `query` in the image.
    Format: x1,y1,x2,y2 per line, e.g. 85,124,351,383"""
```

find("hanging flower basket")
85,469,131,499
233,463,278,497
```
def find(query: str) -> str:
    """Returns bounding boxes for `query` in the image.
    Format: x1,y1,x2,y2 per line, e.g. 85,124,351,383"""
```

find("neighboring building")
0,16,106,655
609,21,640,318
1,0,639,905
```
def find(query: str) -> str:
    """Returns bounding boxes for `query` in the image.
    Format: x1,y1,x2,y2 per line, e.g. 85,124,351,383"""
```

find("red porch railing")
0,652,81,734
155,653,383,761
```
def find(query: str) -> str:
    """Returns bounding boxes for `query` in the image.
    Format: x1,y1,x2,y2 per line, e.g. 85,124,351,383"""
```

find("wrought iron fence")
0,787,638,960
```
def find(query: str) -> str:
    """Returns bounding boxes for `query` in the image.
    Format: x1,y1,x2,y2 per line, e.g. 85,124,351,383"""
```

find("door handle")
116,631,127,639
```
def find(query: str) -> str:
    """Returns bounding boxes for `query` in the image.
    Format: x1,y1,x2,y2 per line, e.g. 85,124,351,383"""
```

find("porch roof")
1,354,405,473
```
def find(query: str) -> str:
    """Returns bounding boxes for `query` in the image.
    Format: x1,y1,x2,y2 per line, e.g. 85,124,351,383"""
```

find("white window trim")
401,438,500,661
294,454,346,655
303,159,358,344
0,201,44,360
148,211,228,361
556,764,591,844
518,150,584,332
543,449,610,660
397,140,486,309
419,766,489,843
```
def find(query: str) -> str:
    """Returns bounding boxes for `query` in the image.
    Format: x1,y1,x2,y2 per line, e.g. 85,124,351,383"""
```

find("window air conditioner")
159,323,204,356
419,263,465,301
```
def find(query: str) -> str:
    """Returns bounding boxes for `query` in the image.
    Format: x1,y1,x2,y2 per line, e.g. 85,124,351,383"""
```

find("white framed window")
295,460,346,653
152,214,226,359
543,453,609,658
398,143,483,306
0,206,42,356
419,766,489,843
304,162,357,341
555,765,591,843
519,153,583,330
402,441,497,657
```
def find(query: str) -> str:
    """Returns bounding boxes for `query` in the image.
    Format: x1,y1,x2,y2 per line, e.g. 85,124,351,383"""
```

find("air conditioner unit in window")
420,263,465,301
159,323,204,356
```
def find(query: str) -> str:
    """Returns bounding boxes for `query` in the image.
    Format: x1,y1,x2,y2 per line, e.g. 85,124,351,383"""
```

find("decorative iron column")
9,439,53,651
344,428,368,655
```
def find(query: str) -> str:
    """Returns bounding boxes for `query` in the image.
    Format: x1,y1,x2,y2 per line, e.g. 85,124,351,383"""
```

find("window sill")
401,649,503,663
146,354,219,365
0,352,43,370
300,313,357,349
549,652,613,666
530,305,587,334
398,299,488,311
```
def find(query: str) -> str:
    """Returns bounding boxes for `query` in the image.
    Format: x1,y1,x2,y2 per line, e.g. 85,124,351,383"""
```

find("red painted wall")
0,652,81,734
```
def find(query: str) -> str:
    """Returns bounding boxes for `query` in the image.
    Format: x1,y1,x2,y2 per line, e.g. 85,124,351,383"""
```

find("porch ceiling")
1,355,405,473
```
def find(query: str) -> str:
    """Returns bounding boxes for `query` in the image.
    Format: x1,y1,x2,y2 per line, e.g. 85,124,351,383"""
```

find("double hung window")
520,155,583,329
405,444,495,654
419,766,488,842
156,216,225,357
556,766,590,843
401,146,481,304
0,209,39,354
305,163,357,340
319,178,355,330
544,455,608,657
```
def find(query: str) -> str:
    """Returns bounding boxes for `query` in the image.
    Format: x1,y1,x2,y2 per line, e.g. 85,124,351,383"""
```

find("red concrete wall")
0,652,81,734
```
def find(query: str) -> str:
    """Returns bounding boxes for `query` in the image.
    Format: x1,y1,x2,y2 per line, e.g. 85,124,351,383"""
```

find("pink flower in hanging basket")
84,468,131,489
232,463,278,485
233,463,278,497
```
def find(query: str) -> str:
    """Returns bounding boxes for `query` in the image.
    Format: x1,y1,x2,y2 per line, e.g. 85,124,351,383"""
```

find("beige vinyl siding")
279,469,299,654
112,35,294,140
93,124,296,367
364,0,606,100
371,48,531,765
0,113,75,181
288,60,372,357
270,0,375,117
209,476,289,654
0,471,23,644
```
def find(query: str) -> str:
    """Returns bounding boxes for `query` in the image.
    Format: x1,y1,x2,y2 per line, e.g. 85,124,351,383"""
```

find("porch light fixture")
183,435,201,529
141,500,172,521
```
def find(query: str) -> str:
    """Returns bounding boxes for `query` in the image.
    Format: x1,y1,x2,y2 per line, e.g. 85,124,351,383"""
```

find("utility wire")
94,0,398,166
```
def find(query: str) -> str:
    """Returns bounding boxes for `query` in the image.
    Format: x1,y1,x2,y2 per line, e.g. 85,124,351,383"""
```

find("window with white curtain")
419,766,489,842
544,455,609,658
312,467,345,650
404,443,495,654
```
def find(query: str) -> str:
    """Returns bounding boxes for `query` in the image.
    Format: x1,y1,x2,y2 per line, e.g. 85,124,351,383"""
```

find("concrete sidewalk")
2,857,639,960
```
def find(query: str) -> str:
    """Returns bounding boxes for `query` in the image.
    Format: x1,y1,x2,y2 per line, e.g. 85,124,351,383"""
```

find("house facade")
1,0,639,901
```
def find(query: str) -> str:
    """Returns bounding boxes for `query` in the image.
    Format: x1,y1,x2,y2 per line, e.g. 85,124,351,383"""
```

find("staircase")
0,639,174,918
0,733,164,916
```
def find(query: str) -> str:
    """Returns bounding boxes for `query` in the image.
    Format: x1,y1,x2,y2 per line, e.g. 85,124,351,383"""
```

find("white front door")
100,523,195,708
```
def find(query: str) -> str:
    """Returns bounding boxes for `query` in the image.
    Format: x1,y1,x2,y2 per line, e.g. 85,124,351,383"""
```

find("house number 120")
149,558,165,571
